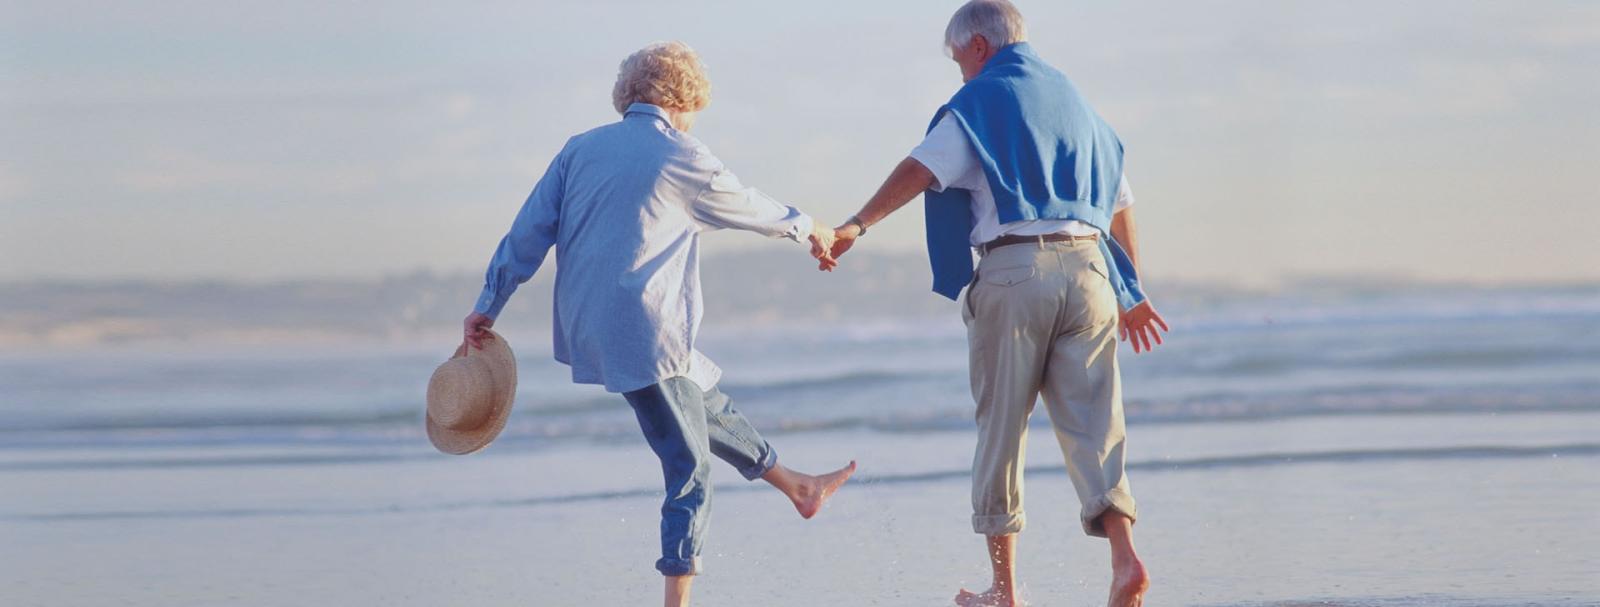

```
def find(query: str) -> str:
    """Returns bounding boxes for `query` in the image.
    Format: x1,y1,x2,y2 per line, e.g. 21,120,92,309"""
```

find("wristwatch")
846,215,869,236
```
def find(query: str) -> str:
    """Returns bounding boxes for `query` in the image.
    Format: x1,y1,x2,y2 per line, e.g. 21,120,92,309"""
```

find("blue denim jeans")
623,377,778,576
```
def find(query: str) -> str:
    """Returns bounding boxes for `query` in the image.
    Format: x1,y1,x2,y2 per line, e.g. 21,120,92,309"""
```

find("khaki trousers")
962,238,1136,538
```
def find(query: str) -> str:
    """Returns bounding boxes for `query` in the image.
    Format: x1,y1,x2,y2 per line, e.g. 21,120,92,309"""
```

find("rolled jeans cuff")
972,512,1026,535
737,443,778,481
655,556,702,577
1080,488,1138,538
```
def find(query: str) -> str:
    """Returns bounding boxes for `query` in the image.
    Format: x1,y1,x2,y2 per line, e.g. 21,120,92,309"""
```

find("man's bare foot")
1107,555,1149,607
955,587,1019,607
789,461,855,519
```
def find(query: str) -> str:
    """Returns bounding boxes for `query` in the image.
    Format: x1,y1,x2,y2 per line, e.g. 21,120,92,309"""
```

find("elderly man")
829,2,1166,606
461,42,856,607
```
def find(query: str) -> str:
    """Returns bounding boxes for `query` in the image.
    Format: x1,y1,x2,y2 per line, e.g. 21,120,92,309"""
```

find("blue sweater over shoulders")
923,42,1146,310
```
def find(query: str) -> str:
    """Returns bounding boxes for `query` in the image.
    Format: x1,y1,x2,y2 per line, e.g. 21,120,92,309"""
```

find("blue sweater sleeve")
1100,237,1147,311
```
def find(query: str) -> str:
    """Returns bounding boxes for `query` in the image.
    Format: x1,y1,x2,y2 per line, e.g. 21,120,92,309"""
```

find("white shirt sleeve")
908,112,981,193
1114,174,1134,212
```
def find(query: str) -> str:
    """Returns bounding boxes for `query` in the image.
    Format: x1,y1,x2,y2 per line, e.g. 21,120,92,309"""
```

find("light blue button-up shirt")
474,103,814,393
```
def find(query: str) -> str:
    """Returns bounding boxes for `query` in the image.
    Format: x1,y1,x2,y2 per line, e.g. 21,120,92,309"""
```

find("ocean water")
2,284,1598,605
3,284,1596,446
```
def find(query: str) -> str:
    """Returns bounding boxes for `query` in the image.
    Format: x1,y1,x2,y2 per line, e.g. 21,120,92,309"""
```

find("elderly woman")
461,42,855,607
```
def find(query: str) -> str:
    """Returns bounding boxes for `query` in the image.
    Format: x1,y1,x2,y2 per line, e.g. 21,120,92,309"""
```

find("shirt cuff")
474,285,509,320
788,213,815,244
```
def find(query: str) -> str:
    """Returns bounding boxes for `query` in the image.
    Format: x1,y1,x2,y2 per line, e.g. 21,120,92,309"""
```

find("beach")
3,284,1599,606
8,0,1600,602
4,414,1597,606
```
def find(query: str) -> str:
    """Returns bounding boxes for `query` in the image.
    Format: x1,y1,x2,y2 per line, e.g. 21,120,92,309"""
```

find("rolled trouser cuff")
656,556,702,577
972,511,1026,535
736,444,778,481
1080,488,1137,538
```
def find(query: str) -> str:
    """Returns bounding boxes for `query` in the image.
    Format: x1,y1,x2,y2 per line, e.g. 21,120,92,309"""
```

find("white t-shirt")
910,112,1134,246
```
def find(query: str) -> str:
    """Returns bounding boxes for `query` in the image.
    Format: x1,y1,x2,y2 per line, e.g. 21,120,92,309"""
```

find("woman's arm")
689,155,837,267
464,148,566,347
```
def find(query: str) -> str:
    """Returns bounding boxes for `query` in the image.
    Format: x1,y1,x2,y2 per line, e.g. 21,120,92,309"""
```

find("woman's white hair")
944,0,1028,55
612,41,711,114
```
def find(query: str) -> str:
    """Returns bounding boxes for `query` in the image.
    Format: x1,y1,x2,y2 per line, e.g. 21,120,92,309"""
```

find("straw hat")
426,330,517,455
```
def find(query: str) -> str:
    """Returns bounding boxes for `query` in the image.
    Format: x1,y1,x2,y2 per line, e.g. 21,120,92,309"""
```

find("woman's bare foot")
792,461,855,519
763,461,856,519
955,587,1019,607
1107,554,1149,607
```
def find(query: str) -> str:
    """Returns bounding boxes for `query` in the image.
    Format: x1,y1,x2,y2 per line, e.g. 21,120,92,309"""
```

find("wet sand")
3,412,1598,606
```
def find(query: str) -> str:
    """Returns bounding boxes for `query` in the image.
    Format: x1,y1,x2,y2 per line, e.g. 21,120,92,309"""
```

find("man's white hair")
944,0,1028,55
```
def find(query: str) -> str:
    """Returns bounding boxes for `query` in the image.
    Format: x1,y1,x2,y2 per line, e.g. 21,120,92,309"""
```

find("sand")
3,412,1598,606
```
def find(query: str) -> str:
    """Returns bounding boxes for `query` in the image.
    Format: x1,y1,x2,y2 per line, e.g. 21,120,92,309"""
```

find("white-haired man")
462,42,856,607
829,2,1165,606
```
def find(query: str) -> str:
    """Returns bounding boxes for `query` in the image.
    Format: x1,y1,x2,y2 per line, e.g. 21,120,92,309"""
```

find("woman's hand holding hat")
463,312,495,349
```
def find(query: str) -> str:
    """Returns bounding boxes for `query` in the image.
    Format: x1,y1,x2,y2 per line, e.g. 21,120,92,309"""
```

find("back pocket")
979,265,1036,287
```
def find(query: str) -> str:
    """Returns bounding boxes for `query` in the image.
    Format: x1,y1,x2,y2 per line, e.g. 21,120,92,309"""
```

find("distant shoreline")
3,249,1599,350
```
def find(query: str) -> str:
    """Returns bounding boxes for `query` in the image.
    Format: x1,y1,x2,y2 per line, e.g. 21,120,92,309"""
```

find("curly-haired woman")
461,42,855,607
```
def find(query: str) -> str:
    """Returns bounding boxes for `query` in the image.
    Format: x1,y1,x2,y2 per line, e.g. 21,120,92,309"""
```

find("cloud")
441,93,477,121
0,164,29,200
1517,14,1600,49
110,148,273,194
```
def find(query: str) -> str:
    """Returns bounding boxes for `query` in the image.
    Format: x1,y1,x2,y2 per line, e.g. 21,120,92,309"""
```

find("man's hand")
828,222,863,268
810,223,838,271
463,312,495,350
1119,301,1170,354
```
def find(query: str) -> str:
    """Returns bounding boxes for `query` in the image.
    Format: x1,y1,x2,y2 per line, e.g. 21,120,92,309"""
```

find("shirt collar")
624,102,673,125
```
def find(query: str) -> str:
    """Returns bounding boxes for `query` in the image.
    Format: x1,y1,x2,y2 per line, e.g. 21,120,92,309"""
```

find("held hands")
809,223,839,271
811,217,864,271
1119,301,1170,354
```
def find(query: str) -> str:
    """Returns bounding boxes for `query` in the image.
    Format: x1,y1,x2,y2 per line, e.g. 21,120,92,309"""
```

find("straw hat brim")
426,330,517,455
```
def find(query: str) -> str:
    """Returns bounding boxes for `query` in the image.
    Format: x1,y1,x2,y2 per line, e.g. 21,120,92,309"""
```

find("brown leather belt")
979,232,1098,255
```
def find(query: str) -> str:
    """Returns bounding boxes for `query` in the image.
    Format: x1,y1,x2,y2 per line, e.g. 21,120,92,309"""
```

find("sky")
3,0,1598,286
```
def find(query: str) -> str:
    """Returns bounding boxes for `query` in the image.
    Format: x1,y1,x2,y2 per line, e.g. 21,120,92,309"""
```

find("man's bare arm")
854,157,935,227
1110,207,1140,272
1107,206,1169,352
827,158,934,261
